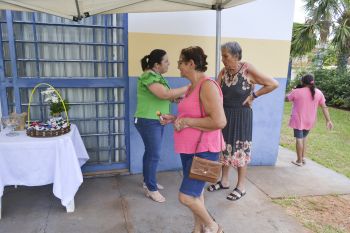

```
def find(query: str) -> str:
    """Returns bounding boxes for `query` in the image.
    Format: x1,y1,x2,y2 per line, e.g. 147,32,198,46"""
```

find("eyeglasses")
177,60,185,66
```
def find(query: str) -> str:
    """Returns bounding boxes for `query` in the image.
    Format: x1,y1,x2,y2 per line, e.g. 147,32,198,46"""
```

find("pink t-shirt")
287,87,326,130
174,78,225,154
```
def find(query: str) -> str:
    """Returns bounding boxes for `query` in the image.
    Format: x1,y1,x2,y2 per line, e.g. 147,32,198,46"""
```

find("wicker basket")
26,125,71,137
26,83,70,137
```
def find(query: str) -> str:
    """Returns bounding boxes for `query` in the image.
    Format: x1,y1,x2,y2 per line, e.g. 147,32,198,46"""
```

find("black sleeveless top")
220,63,253,108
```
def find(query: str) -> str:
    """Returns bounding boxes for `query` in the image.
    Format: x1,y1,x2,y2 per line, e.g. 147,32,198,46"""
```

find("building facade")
0,0,295,174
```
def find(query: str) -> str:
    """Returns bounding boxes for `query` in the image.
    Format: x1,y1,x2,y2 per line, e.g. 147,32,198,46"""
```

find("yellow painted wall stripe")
129,32,291,78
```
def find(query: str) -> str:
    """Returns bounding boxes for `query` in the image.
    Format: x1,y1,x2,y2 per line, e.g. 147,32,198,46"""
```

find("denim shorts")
180,152,220,197
293,129,310,138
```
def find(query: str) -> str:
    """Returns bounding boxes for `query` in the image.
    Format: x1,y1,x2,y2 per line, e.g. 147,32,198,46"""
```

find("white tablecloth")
0,124,89,207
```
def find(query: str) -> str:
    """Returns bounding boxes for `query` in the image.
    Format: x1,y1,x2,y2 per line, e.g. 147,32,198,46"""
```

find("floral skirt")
221,107,252,168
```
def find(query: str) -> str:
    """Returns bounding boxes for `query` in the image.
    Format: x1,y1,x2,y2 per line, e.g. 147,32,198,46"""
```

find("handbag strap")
194,78,223,156
194,80,205,155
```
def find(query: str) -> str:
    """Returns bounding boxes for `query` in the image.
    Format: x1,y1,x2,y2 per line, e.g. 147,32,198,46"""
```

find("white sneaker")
142,182,164,190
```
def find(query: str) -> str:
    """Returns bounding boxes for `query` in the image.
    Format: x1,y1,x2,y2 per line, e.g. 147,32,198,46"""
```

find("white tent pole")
215,8,222,79
75,0,81,17
73,0,82,21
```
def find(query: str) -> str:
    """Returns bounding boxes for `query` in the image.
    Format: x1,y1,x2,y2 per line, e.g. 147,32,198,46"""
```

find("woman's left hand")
174,117,189,131
326,120,334,130
242,95,254,108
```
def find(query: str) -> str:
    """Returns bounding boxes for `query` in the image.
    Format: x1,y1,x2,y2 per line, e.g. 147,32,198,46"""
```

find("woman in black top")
207,41,279,201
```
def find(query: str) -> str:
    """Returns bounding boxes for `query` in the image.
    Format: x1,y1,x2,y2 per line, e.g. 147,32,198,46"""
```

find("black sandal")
226,188,246,201
207,181,229,192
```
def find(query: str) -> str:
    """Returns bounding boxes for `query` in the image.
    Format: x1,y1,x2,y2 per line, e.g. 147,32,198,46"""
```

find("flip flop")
291,161,303,167
227,188,246,201
207,181,229,192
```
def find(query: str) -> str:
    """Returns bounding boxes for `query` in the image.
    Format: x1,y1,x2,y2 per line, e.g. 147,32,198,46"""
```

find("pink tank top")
174,77,225,154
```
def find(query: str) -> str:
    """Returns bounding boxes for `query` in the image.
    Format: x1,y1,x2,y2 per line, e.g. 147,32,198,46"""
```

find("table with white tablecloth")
0,124,89,219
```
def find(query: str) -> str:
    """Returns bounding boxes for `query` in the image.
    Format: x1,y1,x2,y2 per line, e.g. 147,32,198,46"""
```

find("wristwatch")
252,92,258,98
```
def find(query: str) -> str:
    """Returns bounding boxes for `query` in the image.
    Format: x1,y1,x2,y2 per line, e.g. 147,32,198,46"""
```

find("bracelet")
252,92,258,98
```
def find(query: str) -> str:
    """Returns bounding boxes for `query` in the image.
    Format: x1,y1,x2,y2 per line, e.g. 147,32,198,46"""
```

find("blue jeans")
180,152,220,197
293,129,310,138
134,117,164,191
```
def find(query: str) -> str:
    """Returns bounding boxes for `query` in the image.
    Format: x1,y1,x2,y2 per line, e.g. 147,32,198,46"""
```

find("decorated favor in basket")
26,83,70,137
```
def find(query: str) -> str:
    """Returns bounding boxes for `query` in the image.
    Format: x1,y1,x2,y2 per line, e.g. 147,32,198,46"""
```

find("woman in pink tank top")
286,74,333,166
161,46,226,233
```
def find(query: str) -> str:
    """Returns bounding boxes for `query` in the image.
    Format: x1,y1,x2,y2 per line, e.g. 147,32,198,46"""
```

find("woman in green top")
135,49,188,203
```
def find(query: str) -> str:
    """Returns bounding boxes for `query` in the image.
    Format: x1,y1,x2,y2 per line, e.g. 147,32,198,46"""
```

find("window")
0,11,129,172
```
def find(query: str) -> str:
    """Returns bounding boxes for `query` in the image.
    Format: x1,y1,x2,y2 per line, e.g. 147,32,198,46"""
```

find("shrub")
288,69,350,110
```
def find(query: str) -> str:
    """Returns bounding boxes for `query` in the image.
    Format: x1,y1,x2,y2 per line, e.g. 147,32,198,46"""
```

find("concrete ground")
247,147,350,198
1,147,349,233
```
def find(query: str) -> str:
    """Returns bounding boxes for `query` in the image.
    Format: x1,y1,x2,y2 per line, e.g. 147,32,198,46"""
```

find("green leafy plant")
50,99,70,116
41,87,70,116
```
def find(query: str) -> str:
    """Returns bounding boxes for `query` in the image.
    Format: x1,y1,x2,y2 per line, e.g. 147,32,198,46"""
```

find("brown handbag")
189,79,222,183
189,155,222,183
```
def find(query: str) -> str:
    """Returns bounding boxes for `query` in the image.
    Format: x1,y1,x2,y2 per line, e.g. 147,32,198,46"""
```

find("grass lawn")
278,103,350,233
280,102,350,178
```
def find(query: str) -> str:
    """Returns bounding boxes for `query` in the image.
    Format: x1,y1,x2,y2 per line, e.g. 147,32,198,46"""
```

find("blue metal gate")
0,11,129,173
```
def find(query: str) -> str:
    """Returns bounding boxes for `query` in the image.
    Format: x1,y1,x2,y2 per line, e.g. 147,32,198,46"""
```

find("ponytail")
309,85,315,100
301,74,315,100
140,49,167,72
141,55,150,71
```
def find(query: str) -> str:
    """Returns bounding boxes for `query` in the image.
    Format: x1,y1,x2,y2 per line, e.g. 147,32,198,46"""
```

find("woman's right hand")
171,96,184,103
160,114,176,125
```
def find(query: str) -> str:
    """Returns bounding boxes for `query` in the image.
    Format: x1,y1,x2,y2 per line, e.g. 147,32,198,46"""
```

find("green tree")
291,0,350,71
322,45,338,66
287,22,316,85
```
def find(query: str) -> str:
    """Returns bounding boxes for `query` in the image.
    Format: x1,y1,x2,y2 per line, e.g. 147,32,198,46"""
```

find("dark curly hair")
140,49,167,71
180,46,208,72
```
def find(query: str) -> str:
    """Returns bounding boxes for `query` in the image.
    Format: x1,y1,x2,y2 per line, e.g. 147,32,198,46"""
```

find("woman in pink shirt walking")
286,74,333,166
161,46,226,233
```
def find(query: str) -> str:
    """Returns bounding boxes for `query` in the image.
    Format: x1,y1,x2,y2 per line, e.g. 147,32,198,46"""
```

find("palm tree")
291,22,317,58
287,22,317,85
332,4,350,70
291,0,350,71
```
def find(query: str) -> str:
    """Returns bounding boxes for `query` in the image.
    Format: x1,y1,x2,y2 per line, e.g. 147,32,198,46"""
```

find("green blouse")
134,71,171,120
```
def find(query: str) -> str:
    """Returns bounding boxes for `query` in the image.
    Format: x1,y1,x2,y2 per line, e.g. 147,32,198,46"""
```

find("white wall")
129,0,295,41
